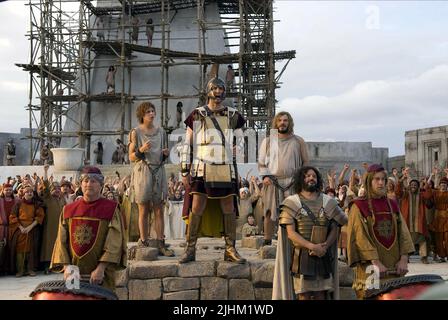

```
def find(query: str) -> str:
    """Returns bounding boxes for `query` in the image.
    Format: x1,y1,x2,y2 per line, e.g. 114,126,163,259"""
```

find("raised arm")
327,169,336,190
348,169,358,193
338,163,350,186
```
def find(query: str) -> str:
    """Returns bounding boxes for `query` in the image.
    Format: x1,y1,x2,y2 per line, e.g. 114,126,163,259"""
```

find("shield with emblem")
372,212,396,250
69,218,100,258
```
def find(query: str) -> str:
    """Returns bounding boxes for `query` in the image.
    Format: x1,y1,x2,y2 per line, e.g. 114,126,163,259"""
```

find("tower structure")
17,0,295,164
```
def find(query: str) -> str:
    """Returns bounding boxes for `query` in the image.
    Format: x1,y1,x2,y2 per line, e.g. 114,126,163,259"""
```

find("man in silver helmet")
179,76,247,264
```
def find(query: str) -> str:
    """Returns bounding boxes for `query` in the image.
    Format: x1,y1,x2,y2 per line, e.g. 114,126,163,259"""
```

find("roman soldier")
179,76,246,264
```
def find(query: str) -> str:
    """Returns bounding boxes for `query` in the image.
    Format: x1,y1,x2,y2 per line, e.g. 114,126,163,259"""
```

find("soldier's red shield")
69,218,100,258
372,212,396,250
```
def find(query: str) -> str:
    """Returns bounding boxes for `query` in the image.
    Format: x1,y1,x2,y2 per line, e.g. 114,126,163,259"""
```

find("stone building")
405,125,448,178
0,128,34,166
307,141,389,176
387,155,406,172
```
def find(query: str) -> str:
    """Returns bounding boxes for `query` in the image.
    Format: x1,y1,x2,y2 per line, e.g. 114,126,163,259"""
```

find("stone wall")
387,155,405,172
116,242,356,300
116,254,274,300
405,125,448,178
0,128,34,166
307,141,389,174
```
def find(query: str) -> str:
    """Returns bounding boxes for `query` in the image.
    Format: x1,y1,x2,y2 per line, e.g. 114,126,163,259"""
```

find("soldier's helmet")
206,76,226,102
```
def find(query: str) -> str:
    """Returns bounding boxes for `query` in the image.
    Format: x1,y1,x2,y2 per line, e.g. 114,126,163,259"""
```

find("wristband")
135,149,145,160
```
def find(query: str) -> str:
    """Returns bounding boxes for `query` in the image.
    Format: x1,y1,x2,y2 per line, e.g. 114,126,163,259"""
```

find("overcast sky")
1,1,447,156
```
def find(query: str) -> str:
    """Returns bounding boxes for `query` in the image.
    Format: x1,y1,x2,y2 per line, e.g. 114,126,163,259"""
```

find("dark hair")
241,179,250,188
409,179,420,188
177,101,183,107
324,187,336,195
293,166,323,194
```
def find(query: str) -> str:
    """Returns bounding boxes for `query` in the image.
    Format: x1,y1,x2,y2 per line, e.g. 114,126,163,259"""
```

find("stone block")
217,261,250,279
128,279,162,300
178,260,216,277
249,260,264,277
128,246,137,261
241,236,264,249
129,260,178,279
115,268,128,287
254,288,273,300
128,240,159,259
229,279,255,300
135,247,159,261
115,287,128,300
145,239,160,248
338,261,354,286
251,260,275,287
200,277,228,300
163,290,199,300
163,277,200,292
259,245,276,259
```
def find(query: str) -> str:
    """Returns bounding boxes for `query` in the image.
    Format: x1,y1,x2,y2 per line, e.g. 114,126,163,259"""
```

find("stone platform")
1,237,445,300
115,237,356,300
117,238,275,300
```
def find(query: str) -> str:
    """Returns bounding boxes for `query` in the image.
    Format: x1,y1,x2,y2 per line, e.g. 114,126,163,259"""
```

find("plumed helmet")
206,76,226,102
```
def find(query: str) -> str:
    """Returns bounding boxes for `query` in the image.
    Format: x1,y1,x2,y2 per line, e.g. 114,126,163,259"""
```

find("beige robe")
40,181,65,262
258,134,308,221
129,126,168,204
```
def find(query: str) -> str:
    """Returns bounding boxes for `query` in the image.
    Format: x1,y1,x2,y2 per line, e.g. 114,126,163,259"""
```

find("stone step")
241,236,264,249
259,245,276,260
118,238,359,300
135,247,159,262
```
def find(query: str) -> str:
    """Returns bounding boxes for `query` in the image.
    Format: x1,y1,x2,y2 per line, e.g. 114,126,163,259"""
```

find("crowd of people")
1,76,447,301
0,166,186,278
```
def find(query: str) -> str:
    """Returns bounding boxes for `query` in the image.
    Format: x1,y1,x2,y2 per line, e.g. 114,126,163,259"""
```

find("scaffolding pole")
18,0,295,164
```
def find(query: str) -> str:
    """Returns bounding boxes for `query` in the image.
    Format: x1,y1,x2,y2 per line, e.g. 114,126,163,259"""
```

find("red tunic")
64,198,117,257
354,198,400,250
0,197,19,240
395,184,428,237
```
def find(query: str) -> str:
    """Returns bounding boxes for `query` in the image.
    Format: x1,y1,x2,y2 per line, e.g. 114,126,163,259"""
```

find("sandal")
137,238,150,247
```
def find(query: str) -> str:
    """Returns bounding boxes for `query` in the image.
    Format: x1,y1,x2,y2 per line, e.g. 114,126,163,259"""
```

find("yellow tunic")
40,181,66,262
347,201,414,298
9,202,44,253
51,205,127,290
